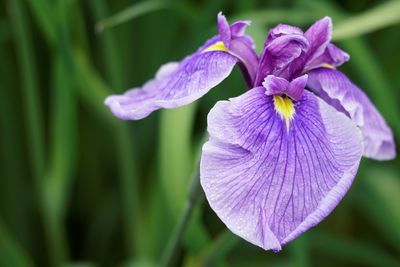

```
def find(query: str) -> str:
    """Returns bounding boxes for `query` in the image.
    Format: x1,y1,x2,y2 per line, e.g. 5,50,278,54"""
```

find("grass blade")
25,0,56,44
159,106,197,215
96,0,168,32
333,1,400,41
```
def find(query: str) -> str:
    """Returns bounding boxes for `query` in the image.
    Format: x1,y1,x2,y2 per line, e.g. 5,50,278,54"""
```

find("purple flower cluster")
105,13,396,251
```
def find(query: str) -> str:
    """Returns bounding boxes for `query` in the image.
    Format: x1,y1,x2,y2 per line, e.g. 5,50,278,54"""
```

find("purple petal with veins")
201,87,362,251
304,17,332,67
105,13,258,120
307,68,396,160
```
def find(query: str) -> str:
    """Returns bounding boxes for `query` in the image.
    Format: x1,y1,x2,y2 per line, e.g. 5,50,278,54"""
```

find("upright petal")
304,17,332,67
307,68,396,160
105,35,238,120
217,12,232,47
287,74,308,101
201,88,362,251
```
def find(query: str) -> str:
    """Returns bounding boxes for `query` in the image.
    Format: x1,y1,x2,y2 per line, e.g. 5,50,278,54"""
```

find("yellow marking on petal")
202,41,228,53
321,63,336,69
274,96,295,131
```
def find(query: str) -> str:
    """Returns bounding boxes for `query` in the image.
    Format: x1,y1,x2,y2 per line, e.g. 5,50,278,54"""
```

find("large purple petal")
307,68,396,160
105,36,238,120
201,88,362,251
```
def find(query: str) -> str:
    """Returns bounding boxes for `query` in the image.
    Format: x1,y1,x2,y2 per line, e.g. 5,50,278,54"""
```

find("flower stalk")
160,165,202,267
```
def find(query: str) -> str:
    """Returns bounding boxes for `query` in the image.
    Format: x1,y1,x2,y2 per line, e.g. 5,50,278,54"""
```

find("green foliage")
1,0,399,266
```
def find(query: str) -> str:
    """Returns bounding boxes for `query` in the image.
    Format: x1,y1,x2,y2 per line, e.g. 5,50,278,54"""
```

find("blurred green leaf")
289,235,310,267
159,106,197,215
121,259,156,267
89,0,141,257
0,19,11,42
8,0,45,192
333,1,400,41
25,0,57,44
43,0,80,265
312,233,400,267
60,263,97,267
43,54,76,266
357,166,400,250
71,49,112,120
0,220,35,267
198,230,240,266
96,0,168,32
73,48,143,258
234,9,317,27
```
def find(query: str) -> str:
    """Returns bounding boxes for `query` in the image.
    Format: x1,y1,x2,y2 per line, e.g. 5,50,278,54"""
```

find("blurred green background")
1,0,399,266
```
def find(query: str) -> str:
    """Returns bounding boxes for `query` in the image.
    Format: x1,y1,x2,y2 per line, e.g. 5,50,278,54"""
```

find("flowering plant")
105,13,395,251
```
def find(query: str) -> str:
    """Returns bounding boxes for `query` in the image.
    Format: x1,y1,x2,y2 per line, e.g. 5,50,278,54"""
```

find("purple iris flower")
105,14,396,251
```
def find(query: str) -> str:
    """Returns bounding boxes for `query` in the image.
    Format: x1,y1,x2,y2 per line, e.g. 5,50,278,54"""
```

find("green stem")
160,166,202,267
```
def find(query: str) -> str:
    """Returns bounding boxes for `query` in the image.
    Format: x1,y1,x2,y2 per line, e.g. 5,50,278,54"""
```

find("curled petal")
105,36,237,120
230,20,251,38
307,68,396,160
267,24,303,42
323,44,349,66
263,75,289,96
201,88,362,251
306,44,349,70
304,17,332,66
255,33,309,84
